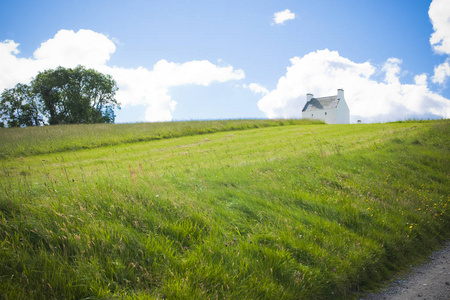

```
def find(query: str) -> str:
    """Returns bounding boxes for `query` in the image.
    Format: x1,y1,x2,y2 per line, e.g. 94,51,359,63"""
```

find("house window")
325,112,327,115
311,114,313,117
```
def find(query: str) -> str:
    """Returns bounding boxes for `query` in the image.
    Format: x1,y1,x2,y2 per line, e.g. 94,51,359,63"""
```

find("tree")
0,65,120,128
0,83,44,127
32,66,120,125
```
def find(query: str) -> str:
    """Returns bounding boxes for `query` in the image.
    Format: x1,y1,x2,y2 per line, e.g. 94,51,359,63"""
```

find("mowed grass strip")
0,118,323,159
0,120,448,299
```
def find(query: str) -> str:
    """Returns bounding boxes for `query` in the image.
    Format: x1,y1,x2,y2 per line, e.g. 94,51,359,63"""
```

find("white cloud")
414,74,428,86
273,9,295,25
429,0,450,55
0,29,245,122
243,83,269,95
382,58,402,85
257,49,450,122
432,59,450,84
429,0,450,85
0,40,49,90
0,39,19,56
34,29,116,67
105,61,244,121
152,59,244,87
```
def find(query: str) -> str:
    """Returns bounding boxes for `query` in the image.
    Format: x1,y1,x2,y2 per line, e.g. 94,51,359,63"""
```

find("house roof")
302,95,340,112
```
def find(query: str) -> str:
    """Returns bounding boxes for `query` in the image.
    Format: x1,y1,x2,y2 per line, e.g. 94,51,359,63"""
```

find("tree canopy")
0,66,120,127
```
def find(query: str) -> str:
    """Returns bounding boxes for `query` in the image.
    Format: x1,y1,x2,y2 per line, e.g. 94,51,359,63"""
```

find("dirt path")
361,241,450,300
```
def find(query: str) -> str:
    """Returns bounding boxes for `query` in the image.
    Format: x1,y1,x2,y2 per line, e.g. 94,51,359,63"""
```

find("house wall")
336,98,350,124
302,108,337,124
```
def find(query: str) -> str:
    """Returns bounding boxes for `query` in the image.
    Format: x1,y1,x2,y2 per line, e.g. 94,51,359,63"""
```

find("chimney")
306,93,313,102
337,89,344,99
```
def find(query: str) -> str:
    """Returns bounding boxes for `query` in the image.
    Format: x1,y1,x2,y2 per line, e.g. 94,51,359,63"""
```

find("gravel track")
361,241,450,300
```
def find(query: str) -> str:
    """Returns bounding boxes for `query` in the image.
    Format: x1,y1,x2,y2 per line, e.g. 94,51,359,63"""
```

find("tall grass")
0,119,448,299
0,119,322,159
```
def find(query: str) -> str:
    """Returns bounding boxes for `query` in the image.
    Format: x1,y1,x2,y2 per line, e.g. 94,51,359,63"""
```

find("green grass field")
0,119,323,159
0,119,449,299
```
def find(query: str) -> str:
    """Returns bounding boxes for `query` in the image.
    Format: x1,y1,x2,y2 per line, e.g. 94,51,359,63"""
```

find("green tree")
0,83,43,127
32,66,120,125
0,66,120,128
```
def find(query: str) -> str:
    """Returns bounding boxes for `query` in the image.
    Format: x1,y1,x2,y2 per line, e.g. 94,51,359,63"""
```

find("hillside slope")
0,120,449,299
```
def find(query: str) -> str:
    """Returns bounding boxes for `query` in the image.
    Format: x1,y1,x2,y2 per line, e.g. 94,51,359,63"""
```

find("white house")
301,89,350,124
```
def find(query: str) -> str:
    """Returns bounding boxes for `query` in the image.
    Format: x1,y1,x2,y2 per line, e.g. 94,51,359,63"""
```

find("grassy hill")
0,119,322,159
0,119,449,299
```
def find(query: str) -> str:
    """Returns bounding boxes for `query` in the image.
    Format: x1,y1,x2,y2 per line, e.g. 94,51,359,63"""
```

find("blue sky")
1,0,449,123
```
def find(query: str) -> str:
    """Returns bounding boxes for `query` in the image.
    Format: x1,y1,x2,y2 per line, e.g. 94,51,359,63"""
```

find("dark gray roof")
302,95,339,112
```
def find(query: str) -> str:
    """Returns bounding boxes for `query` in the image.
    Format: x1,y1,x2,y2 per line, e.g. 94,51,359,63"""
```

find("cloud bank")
429,0,450,55
273,9,295,25
429,0,450,85
432,60,450,84
257,49,450,122
0,29,244,122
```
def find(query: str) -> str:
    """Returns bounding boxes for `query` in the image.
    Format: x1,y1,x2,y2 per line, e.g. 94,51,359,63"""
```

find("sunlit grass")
0,119,448,299
0,118,322,159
